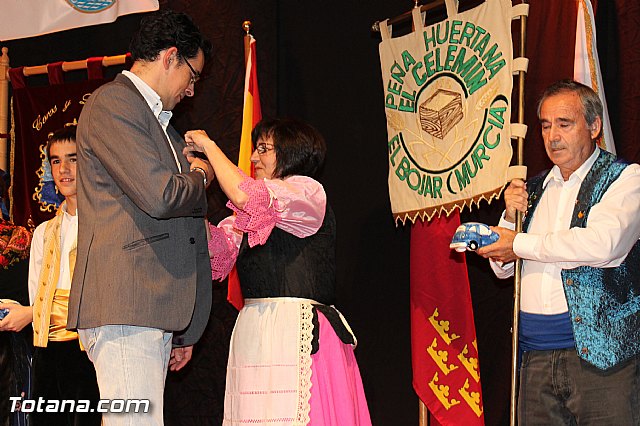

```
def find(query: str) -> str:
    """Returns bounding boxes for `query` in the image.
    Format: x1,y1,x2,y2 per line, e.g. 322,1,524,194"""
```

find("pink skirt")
309,312,372,426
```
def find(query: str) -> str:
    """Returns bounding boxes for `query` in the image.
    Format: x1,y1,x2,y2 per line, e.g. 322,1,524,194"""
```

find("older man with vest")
479,79,640,425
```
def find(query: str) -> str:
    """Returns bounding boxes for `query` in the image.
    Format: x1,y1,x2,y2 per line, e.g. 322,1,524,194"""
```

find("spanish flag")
238,34,262,176
228,33,262,310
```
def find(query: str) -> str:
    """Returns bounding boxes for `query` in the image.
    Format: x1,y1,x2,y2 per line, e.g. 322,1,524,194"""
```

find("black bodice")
236,204,336,305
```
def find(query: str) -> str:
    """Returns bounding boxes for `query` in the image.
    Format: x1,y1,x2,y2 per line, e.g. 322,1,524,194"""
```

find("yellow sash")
48,289,78,342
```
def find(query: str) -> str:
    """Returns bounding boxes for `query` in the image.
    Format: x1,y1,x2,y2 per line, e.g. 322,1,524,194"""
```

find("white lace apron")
223,297,315,426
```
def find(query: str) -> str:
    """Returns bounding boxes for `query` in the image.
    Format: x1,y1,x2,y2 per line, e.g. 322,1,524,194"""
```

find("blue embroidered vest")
524,150,640,370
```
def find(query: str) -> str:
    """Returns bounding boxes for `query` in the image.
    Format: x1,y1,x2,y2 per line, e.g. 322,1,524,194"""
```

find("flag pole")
419,399,429,426
227,20,260,311
243,20,252,65
411,3,429,425
510,2,528,425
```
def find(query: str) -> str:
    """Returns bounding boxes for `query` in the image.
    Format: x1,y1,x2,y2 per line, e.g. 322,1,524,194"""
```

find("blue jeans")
518,348,639,425
79,325,172,426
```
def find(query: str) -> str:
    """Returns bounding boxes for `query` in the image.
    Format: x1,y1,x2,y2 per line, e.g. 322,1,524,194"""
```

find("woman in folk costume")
0,125,101,426
185,118,371,426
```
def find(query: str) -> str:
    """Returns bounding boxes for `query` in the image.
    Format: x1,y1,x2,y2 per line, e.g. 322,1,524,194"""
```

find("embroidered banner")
0,0,158,41
379,0,514,224
10,74,107,228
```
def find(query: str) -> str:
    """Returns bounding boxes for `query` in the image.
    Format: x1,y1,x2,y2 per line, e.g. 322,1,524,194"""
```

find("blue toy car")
449,222,499,252
0,299,18,320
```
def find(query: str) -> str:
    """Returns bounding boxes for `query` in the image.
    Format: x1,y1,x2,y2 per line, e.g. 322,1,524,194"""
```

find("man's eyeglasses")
183,58,201,85
255,143,274,154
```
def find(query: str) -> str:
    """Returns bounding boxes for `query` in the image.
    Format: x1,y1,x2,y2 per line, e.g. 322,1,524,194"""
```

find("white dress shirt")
122,70,181,172
491,147,640,314
28,205,78,304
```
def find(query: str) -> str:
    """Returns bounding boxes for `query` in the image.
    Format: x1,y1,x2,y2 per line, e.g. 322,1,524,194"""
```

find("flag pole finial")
242,21,252,35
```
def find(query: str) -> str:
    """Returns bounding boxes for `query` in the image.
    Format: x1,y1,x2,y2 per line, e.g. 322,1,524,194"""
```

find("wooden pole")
419,399,429,426
371,0,445,32
412,4,429,424
510,3,528,425
4,54,128,79
0,47,9,172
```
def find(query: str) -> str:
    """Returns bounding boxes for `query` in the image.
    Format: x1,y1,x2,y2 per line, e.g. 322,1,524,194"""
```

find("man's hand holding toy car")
477,178,529,263
447,179,528,263
477,227,519,264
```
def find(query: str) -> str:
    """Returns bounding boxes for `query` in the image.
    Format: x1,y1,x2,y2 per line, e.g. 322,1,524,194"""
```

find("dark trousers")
1,330,32,426
31,340,101,426
518,348,639,425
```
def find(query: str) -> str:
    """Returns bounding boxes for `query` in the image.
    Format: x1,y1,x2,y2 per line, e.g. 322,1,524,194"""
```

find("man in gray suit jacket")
67,10,214,425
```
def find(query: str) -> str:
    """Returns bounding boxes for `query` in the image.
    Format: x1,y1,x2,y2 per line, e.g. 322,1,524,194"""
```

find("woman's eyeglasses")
255,143,274,155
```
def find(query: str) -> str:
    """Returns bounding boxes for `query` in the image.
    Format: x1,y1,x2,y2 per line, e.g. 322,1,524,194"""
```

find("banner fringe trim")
394,184,506,226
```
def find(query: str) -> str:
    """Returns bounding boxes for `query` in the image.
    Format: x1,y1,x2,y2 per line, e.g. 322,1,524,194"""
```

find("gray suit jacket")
67,74,212,346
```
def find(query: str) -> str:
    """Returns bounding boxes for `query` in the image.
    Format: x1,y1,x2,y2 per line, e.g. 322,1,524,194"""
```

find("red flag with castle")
411,213,483,425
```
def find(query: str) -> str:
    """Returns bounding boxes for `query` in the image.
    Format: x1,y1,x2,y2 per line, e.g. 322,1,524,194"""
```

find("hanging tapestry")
10,62,113,227
379,0,514,223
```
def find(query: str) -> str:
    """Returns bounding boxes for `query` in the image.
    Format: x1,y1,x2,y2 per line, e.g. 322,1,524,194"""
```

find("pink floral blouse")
208,174,327,281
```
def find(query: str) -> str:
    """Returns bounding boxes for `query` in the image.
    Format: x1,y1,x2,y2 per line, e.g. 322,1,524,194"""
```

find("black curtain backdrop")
3,1,638,425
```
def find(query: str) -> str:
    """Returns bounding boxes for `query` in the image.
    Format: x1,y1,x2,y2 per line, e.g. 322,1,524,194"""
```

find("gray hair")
536,79,603,128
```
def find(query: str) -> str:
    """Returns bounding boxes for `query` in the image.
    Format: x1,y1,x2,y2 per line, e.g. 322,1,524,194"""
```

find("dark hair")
129,10,212,64
537,79,603,128
251,118,326,179
46,124,77,161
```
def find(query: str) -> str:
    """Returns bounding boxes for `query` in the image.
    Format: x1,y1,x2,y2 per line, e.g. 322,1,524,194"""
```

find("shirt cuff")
498,212,516,230
513,232,540,260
